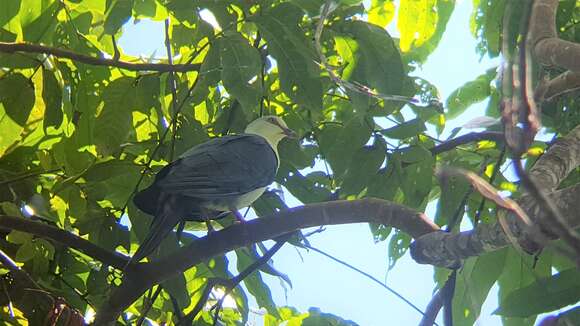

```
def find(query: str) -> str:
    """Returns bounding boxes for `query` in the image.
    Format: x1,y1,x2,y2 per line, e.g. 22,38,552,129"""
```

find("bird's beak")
282,127,297,139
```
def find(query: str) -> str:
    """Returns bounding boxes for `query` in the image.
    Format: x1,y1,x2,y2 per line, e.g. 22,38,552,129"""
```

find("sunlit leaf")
42,69,63,130
254,3,323,110
0,0,21,27
398,0,438,52
104,0,134,35
446,68,496,119
220,31,262,115
368,0,395,28
0,73,35,126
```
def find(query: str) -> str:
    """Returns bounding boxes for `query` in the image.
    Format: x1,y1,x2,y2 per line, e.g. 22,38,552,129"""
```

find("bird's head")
245,116,297,147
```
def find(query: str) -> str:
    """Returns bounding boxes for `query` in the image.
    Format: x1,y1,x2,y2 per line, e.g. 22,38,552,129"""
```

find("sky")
118,1,505,325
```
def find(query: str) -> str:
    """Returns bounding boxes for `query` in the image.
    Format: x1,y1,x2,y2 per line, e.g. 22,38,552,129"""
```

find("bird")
130,115,296,263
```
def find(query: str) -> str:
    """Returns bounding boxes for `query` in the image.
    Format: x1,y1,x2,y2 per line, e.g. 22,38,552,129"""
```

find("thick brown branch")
429,131,504,156
0,42,201,72
95,199,438,324
529,124,580,192
542,71,580,101
530,0,580,72
411,183,580,267
0,216,128,269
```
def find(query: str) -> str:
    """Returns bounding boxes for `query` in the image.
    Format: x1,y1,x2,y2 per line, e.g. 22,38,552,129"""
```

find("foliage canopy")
0,0,578,325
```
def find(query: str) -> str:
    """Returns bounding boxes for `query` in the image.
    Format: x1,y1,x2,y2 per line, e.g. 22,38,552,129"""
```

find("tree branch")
0,216,128,269
529,124,580,192
95,199,439,324
530,0,580,72
0,42,201,72
429,132,504,156
410,182,580,267
541,71,580,101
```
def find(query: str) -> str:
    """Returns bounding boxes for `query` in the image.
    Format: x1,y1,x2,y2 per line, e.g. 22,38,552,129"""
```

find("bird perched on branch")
131,116,296,263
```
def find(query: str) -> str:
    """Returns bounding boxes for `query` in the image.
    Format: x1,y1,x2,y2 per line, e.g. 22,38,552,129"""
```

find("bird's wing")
157,134,278,200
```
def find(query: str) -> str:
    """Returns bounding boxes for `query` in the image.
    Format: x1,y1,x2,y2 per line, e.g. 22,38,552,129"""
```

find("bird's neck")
249,132,283,166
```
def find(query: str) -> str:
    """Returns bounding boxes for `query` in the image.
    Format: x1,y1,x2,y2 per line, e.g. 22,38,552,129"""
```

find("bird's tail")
130,196,183,264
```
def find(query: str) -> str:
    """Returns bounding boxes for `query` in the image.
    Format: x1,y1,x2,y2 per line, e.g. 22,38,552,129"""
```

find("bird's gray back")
157,134,278,201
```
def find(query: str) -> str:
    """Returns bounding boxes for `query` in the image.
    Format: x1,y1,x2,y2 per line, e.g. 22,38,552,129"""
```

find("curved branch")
529,124,580,192
95,199,439,324
0,216,129,269
0,42,201,73
530,0,580,72
541,71,580,101
429,131,504,156
411,182,580,267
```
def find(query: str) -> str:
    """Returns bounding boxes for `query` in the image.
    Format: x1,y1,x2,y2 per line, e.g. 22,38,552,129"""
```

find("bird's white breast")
203,186,267,212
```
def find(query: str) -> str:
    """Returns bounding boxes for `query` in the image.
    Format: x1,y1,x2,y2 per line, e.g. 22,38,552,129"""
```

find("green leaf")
104,0,134,35
220,31,262,115
366,164,399,202
162,274,191,310
236,248,280,319
445,68,496,119
317,117,373,175
381,118,426,139
397,0,438,52
404,0,455,63
496,268,580,317
0,73,35,126
388,230,411,269
341,140,386,196
283,170,331,204
254,3,323,110
339,20,405,96
278,141,316,170
471,0,506,57
94,77,137,155
1,202,22,217
398,145,431,163
303,307,359,325
6,230,32,244
395,153,433,208
368,0,395,28
290,0,325,16
452,249,507,325
42,69,63,130
191,43,221,105
435,173,470,227
0,0,21,27
15,241,35,262
134,0,156,17
52,135,95,176
498,248,541,326
339,0,363,5
21,1,60,42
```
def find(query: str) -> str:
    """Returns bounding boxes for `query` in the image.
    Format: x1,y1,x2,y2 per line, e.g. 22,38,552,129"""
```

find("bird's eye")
268,117,277,123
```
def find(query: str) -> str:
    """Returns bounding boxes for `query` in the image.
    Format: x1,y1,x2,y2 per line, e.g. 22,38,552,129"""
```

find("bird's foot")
205,220,216,234
232,210,246,223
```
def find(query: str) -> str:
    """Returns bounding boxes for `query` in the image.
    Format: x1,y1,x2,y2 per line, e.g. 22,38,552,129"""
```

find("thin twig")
0,168,62,186
164,18,180,161
474,146,507,225
0,42,201,72
0,215,128,269
429,132,504,156
136,285,163,326
211,233,293,323
313,0,415,104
